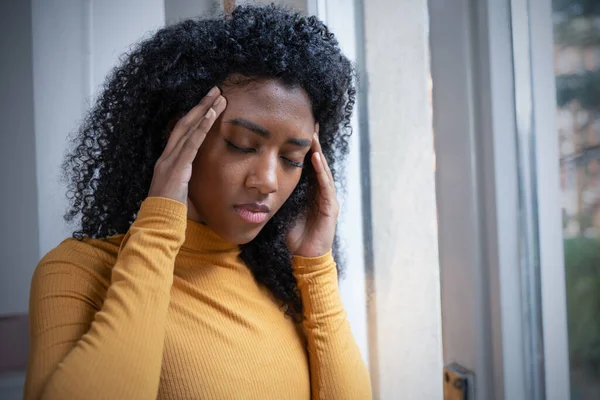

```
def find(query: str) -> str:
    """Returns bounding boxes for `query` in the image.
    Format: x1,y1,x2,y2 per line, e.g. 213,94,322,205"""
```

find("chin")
222,226,262,245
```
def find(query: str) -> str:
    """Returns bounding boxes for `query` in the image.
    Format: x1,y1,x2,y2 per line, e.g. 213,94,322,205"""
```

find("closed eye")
225,139,255,153
226,139,304,168
281,157,304,168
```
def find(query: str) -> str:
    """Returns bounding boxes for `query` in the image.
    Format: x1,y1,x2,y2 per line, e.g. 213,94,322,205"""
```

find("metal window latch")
443,363,474,400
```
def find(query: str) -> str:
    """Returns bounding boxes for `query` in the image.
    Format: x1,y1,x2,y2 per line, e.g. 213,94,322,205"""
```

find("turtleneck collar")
182,219,240,254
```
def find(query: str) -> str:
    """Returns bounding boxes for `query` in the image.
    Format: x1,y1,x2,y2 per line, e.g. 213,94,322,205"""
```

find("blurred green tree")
565,236,600,375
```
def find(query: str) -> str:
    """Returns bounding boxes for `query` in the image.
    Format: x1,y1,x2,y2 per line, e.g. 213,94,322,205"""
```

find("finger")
312,152,338,218
168,95,226,161
312,152,334,194
163,86,221,155
312,135,334,185
172,96,227,166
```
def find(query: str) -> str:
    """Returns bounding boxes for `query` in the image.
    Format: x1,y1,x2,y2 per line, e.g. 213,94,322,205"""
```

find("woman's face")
187,79,317,244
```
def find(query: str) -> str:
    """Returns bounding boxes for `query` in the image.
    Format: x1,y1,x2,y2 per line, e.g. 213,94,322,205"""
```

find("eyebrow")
225,118,312,148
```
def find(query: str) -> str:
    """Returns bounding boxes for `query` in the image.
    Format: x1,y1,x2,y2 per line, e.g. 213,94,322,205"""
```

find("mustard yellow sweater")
24,197,372,399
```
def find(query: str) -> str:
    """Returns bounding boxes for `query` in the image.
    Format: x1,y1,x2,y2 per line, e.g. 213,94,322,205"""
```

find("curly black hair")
62,4,355,322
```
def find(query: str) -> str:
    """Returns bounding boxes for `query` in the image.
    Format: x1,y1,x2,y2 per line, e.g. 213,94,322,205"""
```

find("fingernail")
315,152,321,162
204,108,215,119
207,86,218,97
213,96,223,106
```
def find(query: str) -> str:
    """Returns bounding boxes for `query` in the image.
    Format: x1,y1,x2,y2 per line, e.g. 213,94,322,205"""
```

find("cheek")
277,170,303,201
191,147,243,198
197,158,245,192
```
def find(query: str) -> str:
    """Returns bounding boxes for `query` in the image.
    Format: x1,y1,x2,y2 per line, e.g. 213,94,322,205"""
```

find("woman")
25,4,371,399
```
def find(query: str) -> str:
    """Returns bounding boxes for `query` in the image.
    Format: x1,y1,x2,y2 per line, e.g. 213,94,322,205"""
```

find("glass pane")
552,2,600,399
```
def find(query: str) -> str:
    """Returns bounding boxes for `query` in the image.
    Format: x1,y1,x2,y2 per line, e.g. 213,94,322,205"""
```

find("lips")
234,203,270,224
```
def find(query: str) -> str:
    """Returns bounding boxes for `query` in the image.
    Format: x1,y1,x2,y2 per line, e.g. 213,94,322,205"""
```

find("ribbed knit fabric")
24,197,372,399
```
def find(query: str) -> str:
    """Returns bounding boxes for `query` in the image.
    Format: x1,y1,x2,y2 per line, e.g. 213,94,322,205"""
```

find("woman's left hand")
287,133,339,258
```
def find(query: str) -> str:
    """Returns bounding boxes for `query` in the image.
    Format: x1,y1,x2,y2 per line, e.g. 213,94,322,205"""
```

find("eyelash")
285,159,304,168
225,140,304,168
226,140,254,154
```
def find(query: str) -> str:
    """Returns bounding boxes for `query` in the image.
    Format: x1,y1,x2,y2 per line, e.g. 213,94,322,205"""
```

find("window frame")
429,0,570,398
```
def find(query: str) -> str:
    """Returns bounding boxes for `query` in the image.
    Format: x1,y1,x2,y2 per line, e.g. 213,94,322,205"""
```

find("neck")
182,219,239,254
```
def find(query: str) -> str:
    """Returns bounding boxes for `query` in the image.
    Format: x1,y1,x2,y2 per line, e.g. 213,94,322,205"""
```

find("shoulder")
31,235,124,297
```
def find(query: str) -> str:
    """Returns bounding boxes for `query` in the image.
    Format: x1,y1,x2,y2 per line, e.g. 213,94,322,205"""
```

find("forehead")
220,79,315,134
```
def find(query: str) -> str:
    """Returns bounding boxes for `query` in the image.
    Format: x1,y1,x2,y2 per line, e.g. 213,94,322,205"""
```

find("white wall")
91,0,165,93
32,0,92,274
253,0,307,12
0,0,167,318
165,0,216,24
32,0,166,268
0,372,26,400
0,0,168,317
363,0,443,398
0,0,39,316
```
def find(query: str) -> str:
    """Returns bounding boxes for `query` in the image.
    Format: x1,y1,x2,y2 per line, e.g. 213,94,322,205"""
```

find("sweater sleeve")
292,251,373,400
24,197,187,400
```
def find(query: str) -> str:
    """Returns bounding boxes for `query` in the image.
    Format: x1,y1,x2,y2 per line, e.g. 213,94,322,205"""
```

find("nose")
245,152,278,194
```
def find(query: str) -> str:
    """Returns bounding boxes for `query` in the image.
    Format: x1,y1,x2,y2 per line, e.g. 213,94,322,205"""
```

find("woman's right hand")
148,87,226,204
